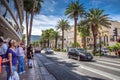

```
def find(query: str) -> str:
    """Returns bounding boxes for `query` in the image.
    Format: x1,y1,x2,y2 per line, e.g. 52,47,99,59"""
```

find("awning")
0,15,22,41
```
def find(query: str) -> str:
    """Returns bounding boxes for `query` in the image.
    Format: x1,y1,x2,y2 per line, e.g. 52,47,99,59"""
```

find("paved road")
36,52,120,80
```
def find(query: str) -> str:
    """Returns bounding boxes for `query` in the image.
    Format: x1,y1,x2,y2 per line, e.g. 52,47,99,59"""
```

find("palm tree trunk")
26,11,29,47
62,30,64,50
93,35,97,52
48,39,49,47
74,18,78,48
55,37,58,48
28,12,34,45
83,37,86,49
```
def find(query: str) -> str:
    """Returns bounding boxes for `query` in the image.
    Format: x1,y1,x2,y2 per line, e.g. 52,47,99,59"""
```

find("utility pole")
113,28,118,41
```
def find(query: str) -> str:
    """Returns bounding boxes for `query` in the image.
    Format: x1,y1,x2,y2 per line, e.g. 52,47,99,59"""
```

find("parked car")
45,48,54,54
68,48,93,61
34,48,41,53
96,48,109,53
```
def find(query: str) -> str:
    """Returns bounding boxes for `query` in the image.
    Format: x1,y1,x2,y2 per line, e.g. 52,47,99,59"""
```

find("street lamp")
99,32,102,57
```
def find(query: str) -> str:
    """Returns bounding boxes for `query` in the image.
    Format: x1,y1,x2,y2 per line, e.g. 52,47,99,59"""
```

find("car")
96,48,109,53
45,48,54,54
34,48,41,53
68,48,93,61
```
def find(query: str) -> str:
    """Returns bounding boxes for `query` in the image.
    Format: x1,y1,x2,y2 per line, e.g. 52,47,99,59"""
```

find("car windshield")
47,48,52,50
77,49,87,53
103,48,107,50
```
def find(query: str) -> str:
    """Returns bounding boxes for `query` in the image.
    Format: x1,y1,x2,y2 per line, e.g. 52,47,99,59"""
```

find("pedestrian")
0,38,9,73
27,44,33,68
1,39,8,59
6,39,19,80
17,42,25,74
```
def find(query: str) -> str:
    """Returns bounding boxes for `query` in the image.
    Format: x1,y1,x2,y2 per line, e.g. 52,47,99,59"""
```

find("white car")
45,48,54,54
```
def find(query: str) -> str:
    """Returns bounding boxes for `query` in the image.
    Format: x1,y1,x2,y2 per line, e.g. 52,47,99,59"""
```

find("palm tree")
78,21,90,49
54,31,60,49
23,0,33,47
56,19,70,50
81,8,111,53
28,0,43,46
65,0,85,48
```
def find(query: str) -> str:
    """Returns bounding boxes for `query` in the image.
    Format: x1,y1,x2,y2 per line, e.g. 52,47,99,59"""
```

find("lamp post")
99,32,102,57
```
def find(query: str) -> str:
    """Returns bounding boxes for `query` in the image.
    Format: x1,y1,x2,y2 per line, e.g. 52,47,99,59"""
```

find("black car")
34,48,41,53
68,48,93,61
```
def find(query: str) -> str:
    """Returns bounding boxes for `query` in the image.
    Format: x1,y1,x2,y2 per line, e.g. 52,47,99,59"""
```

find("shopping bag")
8,71,20,80
0,56,2,73
28,59,33,67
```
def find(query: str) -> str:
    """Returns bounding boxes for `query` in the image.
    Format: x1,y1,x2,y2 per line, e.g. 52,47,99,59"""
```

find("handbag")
8,71,20,80
0,56,2,73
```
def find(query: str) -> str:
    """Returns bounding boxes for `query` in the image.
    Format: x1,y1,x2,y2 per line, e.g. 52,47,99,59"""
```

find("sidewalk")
0,59,41,80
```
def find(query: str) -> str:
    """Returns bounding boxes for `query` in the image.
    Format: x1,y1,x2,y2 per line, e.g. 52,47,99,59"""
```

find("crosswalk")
46,53,120,80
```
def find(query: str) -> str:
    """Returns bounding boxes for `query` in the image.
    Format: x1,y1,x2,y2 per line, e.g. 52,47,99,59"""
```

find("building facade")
0,0,24,41
64,21,120,49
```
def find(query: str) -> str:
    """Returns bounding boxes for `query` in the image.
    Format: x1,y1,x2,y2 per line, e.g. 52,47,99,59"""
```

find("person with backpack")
27,44,33,68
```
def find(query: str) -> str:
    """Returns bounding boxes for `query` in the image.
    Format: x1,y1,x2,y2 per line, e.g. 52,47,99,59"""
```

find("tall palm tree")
65,0,85,48
56,19,70,49
28,0,43,45
82,8,111,52
23,0,33,47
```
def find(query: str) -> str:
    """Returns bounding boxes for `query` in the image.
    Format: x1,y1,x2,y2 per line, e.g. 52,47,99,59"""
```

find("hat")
20,42,24,45
0,38,3,42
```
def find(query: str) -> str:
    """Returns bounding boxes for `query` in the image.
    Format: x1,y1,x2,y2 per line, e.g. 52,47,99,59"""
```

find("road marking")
44,62,54,65
97,60,120,67
96,58,120,64
89,62,120,72
79,65,120,80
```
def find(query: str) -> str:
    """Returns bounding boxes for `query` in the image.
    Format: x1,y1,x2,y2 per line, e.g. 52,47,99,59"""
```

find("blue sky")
24,0,120,35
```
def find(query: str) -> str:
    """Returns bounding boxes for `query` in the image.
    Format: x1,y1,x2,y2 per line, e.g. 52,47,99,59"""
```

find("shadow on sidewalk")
0,59,41,80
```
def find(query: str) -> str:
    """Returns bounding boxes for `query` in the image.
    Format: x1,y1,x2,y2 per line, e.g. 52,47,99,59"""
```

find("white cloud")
23,14,74,36
110,15,120,22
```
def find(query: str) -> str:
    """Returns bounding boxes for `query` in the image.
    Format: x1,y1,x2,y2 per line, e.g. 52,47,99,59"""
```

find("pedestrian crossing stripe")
97,60,120,67
79,65,120,80
88,62,120,72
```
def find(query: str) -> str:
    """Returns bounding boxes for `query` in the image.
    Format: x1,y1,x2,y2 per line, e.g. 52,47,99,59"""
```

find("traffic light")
113,28,118,36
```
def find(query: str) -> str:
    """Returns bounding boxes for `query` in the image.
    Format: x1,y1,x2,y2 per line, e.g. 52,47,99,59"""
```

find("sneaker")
18,72,23,75
22,71,26,73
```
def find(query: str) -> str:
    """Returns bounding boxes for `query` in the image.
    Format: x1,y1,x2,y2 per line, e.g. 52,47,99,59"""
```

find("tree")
40,29,55,48
54,31,60,49
65,0,85,48
81,8,111,52
28,0,43,46
56,19,70,49
78,21,90,49
23,0,34,47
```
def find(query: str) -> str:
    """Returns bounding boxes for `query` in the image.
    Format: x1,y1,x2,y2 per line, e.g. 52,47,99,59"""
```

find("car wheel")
77,56,81,61
68,55,71,59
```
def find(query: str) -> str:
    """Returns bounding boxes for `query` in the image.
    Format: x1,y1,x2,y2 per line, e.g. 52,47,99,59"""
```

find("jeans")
18,56,24,73
6,66,16,80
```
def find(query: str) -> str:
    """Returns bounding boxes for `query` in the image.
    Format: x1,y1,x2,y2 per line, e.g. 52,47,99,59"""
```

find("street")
35,52,120,80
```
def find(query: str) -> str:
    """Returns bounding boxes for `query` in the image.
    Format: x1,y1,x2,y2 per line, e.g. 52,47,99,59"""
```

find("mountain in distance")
31,35,41,42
